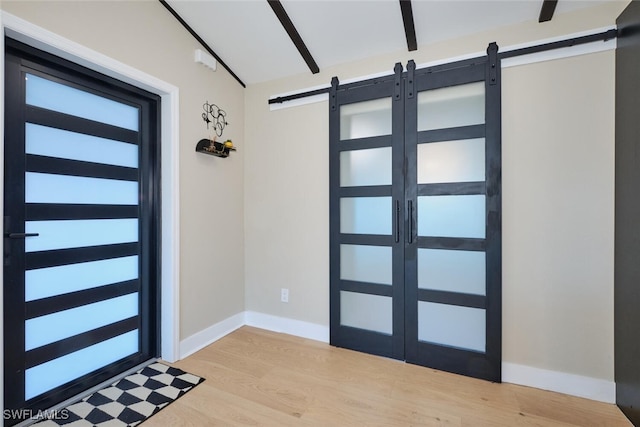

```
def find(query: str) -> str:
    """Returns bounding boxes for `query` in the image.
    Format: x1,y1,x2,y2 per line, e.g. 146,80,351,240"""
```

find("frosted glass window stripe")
418,195,485,238
420,82,484,103
340,291,392,334
340,197,392,235
25,330,138,400
26,172,138,205
26,256,139,301
418,302,485,352
418,249,485,295
340,147,392,187
417,82,485,132
26,74,139,131
25,219,138,253
340,244,393,285
25,293,139,350
340,98,392,140
26,123,138,168
417,139,485,184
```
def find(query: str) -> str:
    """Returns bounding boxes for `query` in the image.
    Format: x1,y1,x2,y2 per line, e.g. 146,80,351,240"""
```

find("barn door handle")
395,200,400,243
7,233,39,239
408,200,413,244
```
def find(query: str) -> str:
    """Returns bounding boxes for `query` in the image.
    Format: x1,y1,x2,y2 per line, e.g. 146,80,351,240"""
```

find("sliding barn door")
404,45,501,381
3,39,160,424
330,45,501,382
329,65,406,360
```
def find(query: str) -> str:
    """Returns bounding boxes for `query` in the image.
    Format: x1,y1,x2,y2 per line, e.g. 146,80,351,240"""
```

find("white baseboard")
178,311,329,360
245,311,330,343
179,314,615,405
502,362,616,404
179,312,245,359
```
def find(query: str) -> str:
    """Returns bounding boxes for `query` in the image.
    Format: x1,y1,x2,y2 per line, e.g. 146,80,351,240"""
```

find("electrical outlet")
281,288,289,303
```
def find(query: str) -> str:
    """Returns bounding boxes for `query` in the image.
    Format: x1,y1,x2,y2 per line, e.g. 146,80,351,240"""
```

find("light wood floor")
146,326,631,426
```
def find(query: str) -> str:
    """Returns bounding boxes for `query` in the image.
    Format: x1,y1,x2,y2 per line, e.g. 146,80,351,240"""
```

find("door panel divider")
24,317,138,369
339,234,393,246
418,124,485,143
26,106,139,144
339,186,392,197
25,279,139,319
417,236,486,251
417,289,486,309
26,154,138,181
418,182,486,196
25,242,139,270
26,204,138,221
338,135,392,150
340,280,394,297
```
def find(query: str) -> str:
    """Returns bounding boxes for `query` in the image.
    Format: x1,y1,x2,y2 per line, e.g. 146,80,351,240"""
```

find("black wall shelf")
195,138,236,158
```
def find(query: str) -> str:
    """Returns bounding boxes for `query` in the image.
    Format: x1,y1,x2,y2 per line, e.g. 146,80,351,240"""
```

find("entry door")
330,45,501,382
3,40,160,423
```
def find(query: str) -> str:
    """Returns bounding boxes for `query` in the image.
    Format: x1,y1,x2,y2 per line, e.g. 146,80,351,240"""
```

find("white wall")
244,0,626,398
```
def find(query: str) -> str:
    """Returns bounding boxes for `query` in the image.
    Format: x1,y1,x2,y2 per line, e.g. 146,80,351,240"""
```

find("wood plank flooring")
146,326,631,426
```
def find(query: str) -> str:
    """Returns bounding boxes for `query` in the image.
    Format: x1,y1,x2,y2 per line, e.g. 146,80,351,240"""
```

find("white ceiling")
166,0,612,86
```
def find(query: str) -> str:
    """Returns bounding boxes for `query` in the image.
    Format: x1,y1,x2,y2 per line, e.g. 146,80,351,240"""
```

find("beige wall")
245,1,625,382
1,1,246,339
502,51,615,380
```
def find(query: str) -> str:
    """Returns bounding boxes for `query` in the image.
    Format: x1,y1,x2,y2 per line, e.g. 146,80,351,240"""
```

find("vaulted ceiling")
163,0,612,86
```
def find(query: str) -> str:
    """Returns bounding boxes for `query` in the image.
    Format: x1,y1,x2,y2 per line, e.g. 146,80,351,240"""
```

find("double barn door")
330,45,501,381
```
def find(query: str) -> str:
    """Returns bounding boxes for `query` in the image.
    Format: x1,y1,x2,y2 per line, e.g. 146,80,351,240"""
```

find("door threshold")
14,358,158,427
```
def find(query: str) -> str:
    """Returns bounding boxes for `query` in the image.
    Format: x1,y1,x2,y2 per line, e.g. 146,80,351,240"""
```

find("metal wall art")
196,100,236,157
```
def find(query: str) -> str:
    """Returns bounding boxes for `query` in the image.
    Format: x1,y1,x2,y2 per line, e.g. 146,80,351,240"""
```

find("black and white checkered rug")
34,362,204,427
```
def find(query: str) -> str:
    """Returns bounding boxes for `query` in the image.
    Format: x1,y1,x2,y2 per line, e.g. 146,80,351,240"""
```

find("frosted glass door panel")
341,197,392,235
25,219,138,252
418,249,485,295
340,147,392,187
340,291,392,334
417,82,484,131
25,330,138,400
418,195,485,238
340,98,392,140
26,74,139,131
26,123,138,168
417,139,485,184
25,293,138,350
26,172,138,205
418,302,485,352
25,256,139,301
341,244,392,285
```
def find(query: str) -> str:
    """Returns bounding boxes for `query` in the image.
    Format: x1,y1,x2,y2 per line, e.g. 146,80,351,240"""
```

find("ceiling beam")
399,0,417,52
539,0,558,23
267,0,320,74
158,0,246,88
